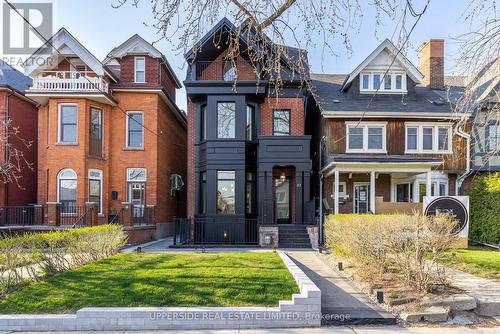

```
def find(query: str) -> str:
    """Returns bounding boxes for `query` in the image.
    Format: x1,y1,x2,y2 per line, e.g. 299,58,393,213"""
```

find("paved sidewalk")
444,266,500,316
286,251,396,325
7,325,500,333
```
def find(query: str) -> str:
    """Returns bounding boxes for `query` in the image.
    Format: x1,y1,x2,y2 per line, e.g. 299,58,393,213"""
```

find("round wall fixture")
424,197,468,235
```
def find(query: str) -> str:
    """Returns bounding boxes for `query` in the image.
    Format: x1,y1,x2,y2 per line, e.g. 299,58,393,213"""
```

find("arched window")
57,169,77,214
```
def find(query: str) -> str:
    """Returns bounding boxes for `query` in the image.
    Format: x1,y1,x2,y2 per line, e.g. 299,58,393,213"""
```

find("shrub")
0,225,127,295
466,172,500,245
325,213,458,292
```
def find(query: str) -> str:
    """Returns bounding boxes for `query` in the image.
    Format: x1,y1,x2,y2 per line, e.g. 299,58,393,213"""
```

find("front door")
354,184,370,214
274,176,291,224
128,182,145,217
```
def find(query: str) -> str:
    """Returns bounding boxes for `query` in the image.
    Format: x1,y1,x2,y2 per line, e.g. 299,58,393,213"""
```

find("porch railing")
195,61,236,81
60,204,93,227
0,205,45,226
172,217,258,245
30,71,109,93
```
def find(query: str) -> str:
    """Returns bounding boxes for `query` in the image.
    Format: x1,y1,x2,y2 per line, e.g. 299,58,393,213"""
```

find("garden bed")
0,252,299,313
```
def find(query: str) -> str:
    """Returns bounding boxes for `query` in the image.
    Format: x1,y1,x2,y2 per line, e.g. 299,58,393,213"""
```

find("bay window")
346,122,386,152
217,102,236,138
217,171,235,214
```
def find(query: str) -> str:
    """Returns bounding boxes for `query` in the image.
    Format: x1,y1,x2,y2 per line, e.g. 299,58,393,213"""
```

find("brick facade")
186,100,196,219
260,97,305,136
419,39,444,90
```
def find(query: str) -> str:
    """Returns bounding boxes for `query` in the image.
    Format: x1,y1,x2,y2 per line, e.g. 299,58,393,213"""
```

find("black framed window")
246,105,254,141
127,112,143,148
217,171,235,214
273,109,290,136
59,104,77,143
89,107,103,157
246,172,256,215
200,104,207,141
200,172,207,214
217,102,236,138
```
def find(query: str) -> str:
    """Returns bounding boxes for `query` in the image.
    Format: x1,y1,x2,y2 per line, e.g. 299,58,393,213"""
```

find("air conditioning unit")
170,174,185,196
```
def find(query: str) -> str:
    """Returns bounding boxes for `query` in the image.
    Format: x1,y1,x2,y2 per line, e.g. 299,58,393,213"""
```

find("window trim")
57,168,77,214
216,170,236,215
57,103,78,144
345,121,387,153
200,104,207,142
89,105,104,157
359,71,407,93
134,56,146,83
88,169,103,215
332,181,347,199
216,101,236,139
487,122,500,151
273,109,291,136
125,111,144,149
405,122,453,154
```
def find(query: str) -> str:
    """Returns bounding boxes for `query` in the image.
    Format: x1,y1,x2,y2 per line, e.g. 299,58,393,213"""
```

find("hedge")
0,225,127,295
466,172,500,245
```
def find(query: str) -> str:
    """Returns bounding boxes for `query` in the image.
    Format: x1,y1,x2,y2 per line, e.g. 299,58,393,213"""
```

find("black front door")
274,176,291,224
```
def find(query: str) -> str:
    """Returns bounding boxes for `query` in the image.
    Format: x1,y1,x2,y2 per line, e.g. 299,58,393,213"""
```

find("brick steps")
278,225,312,249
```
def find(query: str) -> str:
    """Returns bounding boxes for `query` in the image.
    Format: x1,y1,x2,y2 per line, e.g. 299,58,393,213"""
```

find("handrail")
71,206,92,229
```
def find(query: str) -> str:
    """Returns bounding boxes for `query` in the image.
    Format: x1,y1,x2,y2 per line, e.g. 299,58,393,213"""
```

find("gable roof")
23,28,116,81
466,56,499,104
104,34,181,88
0,60,32,93
341,39,424,91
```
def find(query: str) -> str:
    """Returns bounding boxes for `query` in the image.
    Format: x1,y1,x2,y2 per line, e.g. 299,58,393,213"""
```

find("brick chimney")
418,39,444,90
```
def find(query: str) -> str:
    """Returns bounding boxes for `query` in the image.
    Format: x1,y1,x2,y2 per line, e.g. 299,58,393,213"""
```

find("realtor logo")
2,2,53,55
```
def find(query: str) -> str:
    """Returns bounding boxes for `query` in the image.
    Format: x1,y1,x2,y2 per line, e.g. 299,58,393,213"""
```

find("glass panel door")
128,182,145,217
274,177,291,224
354,184,369,213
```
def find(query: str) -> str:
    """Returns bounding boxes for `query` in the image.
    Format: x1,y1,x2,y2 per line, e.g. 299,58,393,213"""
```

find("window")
396,183,412,202
222,60,236,81
423,127,434,150
407,127,418,150
417,181,448,202
246,172,256,215
373,74,381,90
273,110,291,136
360,72,406,92
346,122,386,152
88,169,103,214
200,172,207,214
246,105,254,141
200,105,207,141
57,169,77,214
89,107,103,157
362,74,369,89
217,171,235,214
488,124,500,151
406,123,452,153
58,104,77,143
127,168,146,217
134,57,145,83
126,112,143,148
384,75,391,90
333,181,347,198
217,102,236,138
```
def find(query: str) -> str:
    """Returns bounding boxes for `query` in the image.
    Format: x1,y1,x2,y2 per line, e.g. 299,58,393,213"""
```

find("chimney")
418,39,444,90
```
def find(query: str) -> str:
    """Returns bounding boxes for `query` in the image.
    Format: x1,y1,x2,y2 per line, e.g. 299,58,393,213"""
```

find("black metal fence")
0,205,44,226
60,205,92,227
134,206,155,225
173,217,258,245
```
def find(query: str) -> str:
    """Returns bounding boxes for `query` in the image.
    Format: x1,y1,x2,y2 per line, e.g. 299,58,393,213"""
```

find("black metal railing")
195,61,237,81
60,205,91,227
0,205,44,226
133,206,155,225
172,217,258,245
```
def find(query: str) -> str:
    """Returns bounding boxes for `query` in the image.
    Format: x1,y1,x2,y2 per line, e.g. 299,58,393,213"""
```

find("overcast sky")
3,0,479,111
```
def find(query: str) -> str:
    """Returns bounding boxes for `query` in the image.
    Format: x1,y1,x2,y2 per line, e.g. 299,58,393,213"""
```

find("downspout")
454,121,471,195
318,136,326,248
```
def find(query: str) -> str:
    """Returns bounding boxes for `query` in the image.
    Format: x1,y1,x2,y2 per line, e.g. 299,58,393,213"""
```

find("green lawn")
0,252,299,314
437,248,500,281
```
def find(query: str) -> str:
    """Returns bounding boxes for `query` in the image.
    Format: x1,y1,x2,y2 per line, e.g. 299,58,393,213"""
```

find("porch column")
334,170,339,214
370,171,376,214
426,170,432,199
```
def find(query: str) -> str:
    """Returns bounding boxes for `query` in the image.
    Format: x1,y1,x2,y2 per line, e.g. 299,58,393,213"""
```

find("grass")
0,252,299,314
436,248,500,281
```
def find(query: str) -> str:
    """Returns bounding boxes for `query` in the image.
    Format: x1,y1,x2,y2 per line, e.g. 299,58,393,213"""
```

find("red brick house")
24,28,186,242
0,61,38,207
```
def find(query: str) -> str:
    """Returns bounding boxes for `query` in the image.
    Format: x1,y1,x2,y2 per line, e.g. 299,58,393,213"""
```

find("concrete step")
279,238,312,244
279,244,312,249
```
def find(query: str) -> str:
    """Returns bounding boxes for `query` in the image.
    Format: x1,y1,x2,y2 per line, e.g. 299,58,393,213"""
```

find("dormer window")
134,56,145,83
360,71,406,93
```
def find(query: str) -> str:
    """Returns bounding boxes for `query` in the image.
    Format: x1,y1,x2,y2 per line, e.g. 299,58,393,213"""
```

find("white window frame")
125,111,144,149
417,180,448,201
134,56,146,83
57,103,78,144
57,168,77,215
126,168,147,182
88,169,103,215
359,71,407,93
332,181,348,199
488,123,500,151
346,122,387,153
405,122,453,154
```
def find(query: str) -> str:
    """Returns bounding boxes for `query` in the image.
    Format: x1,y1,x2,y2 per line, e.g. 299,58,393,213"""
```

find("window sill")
123,147,145,151
360,90,407,94
56,142,78,146
405,150,453,155
345,149,387,154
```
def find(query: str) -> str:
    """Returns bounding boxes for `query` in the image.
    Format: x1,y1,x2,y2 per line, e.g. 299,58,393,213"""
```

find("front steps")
278,225,312,248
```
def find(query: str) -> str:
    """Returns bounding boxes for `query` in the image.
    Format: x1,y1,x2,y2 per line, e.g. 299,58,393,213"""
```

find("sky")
1,0,482,111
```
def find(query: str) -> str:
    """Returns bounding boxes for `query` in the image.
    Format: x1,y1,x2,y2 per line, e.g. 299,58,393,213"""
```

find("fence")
0,206,44,226
195,61,237,81
59,204,93,227
173,217,258,245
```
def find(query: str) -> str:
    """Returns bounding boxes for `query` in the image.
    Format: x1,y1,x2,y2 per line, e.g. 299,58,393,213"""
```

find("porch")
322,155,451,214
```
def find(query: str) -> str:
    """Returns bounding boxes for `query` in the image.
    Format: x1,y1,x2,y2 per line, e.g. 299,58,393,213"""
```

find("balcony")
196,61,236,81
28,71,109,93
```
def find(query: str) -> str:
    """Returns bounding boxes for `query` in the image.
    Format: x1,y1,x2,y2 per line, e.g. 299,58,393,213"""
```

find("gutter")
454,120,472,194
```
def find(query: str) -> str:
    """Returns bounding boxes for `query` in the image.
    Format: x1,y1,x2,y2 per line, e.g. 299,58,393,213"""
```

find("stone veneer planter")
0,252,321,331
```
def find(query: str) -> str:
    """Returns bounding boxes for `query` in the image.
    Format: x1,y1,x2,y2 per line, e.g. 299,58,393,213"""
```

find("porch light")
264,234,273,245
223,231,228,239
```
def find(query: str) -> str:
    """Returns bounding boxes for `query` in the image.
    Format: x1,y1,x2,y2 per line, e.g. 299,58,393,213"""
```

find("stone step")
278,244,312,249
279,238,311,243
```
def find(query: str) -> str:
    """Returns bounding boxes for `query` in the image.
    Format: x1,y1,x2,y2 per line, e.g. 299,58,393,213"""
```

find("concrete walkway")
286,251,396,326
444,266,500,316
